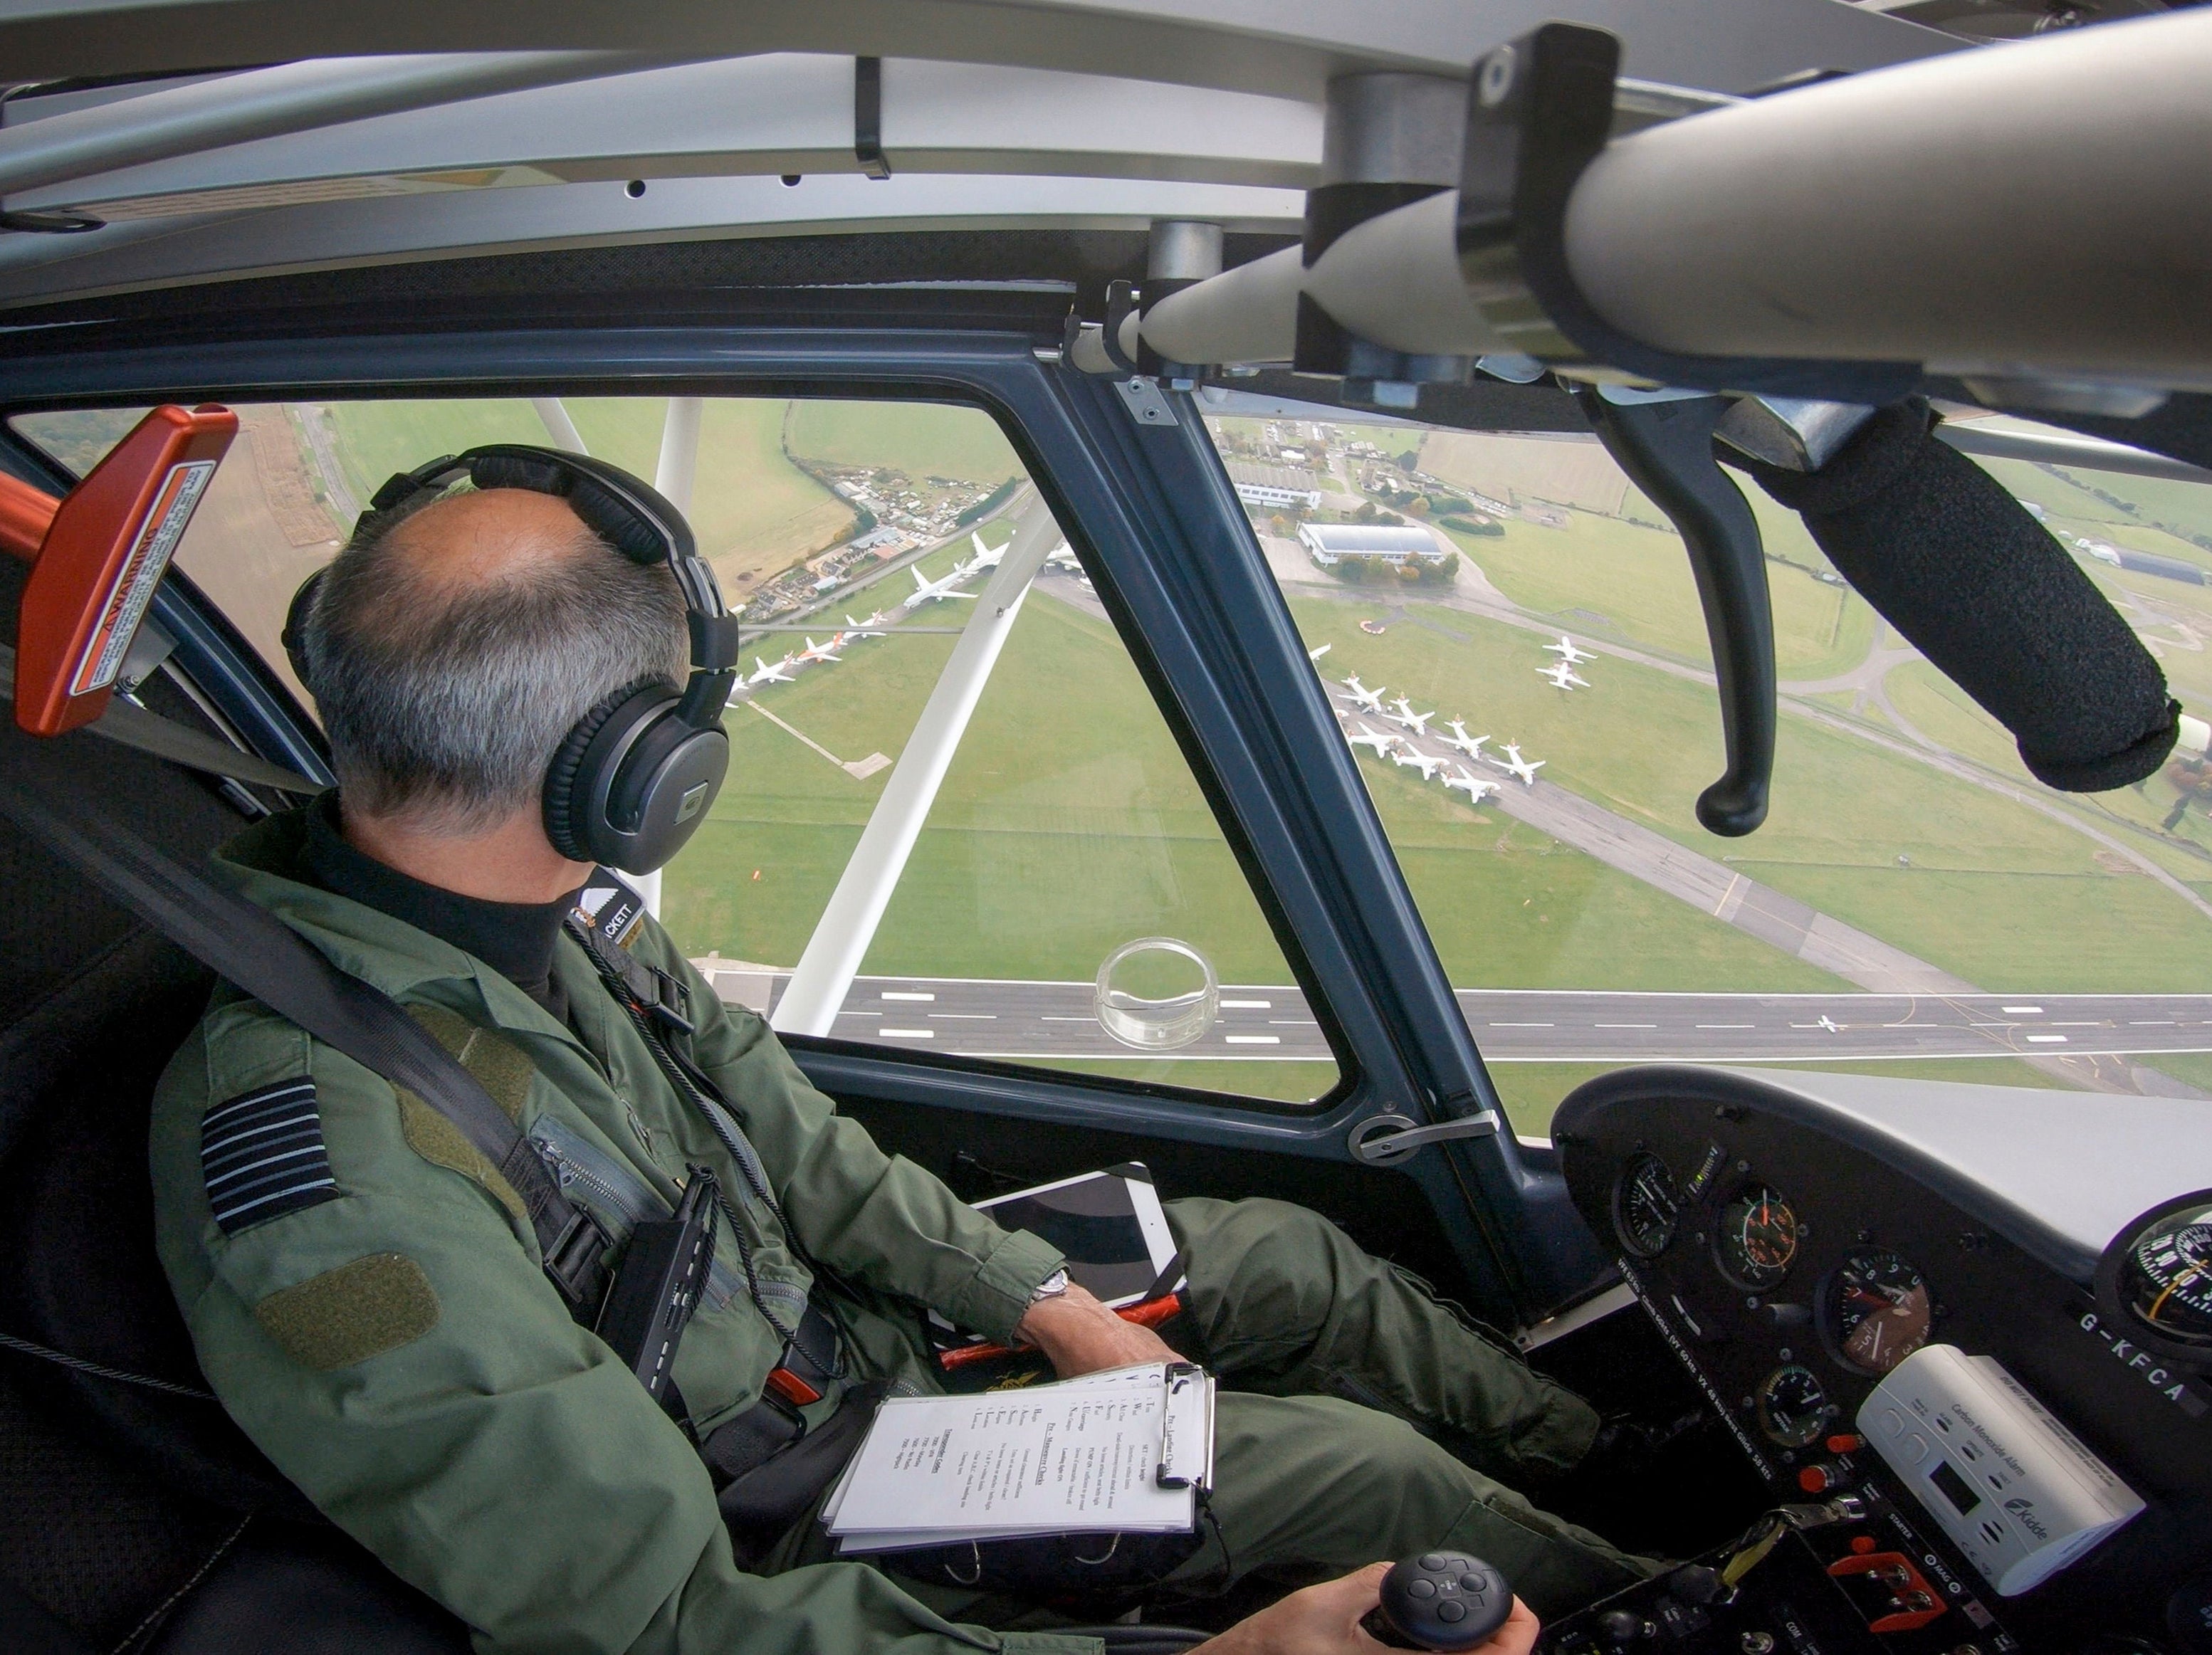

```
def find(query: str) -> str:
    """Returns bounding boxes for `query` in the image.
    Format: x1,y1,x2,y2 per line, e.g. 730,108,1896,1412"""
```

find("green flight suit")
151,809,1650,1655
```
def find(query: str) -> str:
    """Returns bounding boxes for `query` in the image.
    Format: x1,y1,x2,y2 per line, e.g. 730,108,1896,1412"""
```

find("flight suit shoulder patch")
395,1090,528,1226
252,1253,440,1370
201,1077,338,1235
406,1004,535,1123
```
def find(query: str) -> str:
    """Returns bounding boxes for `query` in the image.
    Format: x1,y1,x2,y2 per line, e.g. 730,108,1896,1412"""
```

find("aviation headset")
282,444,744,874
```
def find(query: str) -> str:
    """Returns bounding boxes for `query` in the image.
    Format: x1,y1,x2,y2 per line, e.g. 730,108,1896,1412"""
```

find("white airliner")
748,655,795,685
845,613,890,638
906,562,977,607
1499,742,1545,785
968,530,1005,569
1442,720,1492,762
1445,765,1500,804
1388,697,1435,736
1341,676,1386,713
1546,636,1595,666
1392,747,1444,782
1538,662,1590,690
1345,723,1400,757
799,635,844,664
1045,542,1083,571
1309,643,1331,663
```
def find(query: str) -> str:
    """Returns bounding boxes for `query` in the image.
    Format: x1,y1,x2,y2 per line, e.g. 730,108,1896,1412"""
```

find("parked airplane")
1341,676,1385,713
1045,542,1083,570
1538,662,1590,690
1392,747,1444,782
968,530,1005,569
906,562,978,606
748,655,796,685
1309,643,1331,663
845,613,890,638
1499,742,1545,785
1445,765,1500,804
1388,697,1435,737
1345,723,1400,757
800,635,844,664
1546,636,1595,666
1442,720,1492,762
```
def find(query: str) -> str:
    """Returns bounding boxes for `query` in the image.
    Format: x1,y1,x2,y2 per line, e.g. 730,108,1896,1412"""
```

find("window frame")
0,311,1606,1321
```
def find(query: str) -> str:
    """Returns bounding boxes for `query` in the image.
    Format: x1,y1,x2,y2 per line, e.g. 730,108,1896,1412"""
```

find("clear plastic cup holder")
1094,937,1219,1051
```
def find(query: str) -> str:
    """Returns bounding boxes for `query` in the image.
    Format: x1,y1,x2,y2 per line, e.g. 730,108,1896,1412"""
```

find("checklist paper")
823,1362,1215,1553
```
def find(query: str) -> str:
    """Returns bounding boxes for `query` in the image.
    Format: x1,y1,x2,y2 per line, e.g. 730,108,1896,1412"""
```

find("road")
688,965,2212,1068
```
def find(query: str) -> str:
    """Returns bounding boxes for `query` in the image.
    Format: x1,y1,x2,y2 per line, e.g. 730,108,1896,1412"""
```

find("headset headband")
356,443,744,722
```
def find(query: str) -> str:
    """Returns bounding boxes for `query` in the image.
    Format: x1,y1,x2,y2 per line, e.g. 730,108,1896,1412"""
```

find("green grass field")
1440,508,1875,681
323,397,856,592
1296,595,2212,992
785,399,1021,483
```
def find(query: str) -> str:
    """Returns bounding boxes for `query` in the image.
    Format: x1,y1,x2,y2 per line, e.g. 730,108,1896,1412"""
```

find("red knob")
1798,1464,1843,1494
1826,1434,1865,1455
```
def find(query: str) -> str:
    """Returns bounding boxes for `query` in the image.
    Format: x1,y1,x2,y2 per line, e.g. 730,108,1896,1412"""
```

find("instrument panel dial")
1715,1184,1800,1290
1756,1363,1836,1447
2119,1201,2212,1349
1820,1249,1933,1376
1612,1152,1683,1259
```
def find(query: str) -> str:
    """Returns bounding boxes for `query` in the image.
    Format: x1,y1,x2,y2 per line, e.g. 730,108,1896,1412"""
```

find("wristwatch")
1027,1267,1071,1305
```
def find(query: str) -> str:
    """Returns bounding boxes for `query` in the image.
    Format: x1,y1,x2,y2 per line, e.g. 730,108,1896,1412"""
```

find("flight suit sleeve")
658,942,1063,1345
150,1000,1101,1655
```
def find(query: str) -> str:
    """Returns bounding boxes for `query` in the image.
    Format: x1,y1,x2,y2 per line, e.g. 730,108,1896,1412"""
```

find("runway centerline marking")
2025,1034,2069,1044
880,1028,934,1039
881,990,935,1002
1220,999,1273,1009
2002,1005,2043,1014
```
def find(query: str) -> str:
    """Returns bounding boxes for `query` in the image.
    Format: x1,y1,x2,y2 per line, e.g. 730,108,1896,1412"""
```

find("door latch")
1348,1110,1501,1167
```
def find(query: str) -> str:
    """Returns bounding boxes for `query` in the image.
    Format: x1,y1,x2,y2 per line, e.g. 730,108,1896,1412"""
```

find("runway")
691,965,2212,1067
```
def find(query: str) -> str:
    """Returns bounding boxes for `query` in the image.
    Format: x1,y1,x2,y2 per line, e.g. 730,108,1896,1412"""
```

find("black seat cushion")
145,1523,469,1655
0,919,319,1520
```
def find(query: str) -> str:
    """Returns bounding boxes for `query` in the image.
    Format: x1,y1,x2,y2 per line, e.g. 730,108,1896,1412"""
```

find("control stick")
1362,1552,1514,1650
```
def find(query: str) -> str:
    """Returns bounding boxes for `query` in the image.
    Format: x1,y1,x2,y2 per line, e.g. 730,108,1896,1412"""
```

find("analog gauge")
1756,1364,1837,1448
1716,1184,1801,1290
1613,1153,1684,1259
2119,1202,2212,1349
1822,1250,1934,1376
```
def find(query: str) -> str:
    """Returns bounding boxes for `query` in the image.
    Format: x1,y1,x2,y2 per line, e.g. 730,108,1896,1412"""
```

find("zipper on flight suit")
562,915,842,1379
529,1113,747,1312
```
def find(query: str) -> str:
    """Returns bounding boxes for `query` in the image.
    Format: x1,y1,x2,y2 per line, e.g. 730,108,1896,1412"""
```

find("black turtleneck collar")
303,794,579,1020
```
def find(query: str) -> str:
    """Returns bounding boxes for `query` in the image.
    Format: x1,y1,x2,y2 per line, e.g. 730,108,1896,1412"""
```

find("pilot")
150,451,1660,1654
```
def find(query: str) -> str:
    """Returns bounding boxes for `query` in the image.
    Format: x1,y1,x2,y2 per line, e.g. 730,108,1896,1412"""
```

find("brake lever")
1575,389,1778,836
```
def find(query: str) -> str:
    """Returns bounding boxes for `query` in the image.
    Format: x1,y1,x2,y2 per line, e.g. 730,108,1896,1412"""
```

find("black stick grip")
1737,401,2178,792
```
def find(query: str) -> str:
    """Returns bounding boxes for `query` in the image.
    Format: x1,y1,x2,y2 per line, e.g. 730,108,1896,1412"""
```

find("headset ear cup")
542,685,647,862
281,568,327,692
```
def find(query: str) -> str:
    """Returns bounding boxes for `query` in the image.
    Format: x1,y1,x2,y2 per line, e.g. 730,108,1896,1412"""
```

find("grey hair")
300,488,689,834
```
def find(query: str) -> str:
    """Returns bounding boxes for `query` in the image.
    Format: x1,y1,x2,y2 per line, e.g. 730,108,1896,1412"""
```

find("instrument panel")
1553,1065,2212,1654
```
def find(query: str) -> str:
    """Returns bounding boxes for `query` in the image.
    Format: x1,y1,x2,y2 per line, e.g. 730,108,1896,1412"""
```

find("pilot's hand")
1014,1281,1178,1377
1188,1562,1540,1655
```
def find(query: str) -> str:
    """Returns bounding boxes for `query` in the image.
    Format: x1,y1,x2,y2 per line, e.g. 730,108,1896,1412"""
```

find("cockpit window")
12,395,1343,1108
1202,399,2212,1135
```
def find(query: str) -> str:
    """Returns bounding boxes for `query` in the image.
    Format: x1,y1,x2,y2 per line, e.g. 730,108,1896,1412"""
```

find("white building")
1298,522,1450,569
1227,462,1323,512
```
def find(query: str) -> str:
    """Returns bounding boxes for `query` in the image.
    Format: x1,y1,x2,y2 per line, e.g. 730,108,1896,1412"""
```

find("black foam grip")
1736,401,2179,793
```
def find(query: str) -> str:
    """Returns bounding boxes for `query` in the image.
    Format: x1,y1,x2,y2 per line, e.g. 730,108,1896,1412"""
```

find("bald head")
383,486,599,595
298,480,688,835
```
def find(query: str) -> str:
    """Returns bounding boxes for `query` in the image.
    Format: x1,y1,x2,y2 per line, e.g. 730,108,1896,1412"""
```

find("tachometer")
1821,1250,1932,1376
2119,1201,2212,1349
1716,1184,1800,1290
1756,1364,1836,1448
1613,1152,1683,1259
